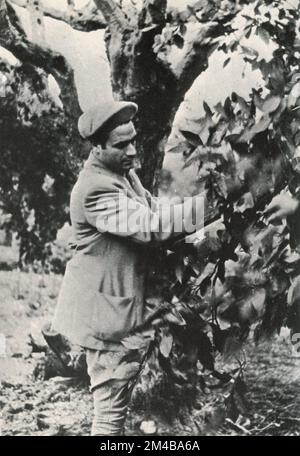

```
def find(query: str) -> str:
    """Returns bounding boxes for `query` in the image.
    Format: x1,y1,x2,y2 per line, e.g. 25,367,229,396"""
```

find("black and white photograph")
0,0,300,440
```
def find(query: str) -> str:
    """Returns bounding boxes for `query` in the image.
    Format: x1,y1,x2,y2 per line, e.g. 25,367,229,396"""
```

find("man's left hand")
264,193,300,224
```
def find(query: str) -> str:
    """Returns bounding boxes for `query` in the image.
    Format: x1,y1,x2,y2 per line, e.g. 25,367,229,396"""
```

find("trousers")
85,343,146,436
291,276,300,337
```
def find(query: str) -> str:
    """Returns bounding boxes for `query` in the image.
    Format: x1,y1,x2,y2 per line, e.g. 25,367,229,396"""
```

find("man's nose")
126,144,137,157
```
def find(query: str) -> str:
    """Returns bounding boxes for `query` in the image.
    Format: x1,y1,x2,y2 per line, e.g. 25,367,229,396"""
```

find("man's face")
101,122,137,174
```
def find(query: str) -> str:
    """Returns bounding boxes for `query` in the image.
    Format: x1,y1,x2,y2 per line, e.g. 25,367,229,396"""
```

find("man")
51,100,205,436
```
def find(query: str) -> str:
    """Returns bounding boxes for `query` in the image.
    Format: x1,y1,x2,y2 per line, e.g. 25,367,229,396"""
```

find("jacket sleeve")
83,184,205,245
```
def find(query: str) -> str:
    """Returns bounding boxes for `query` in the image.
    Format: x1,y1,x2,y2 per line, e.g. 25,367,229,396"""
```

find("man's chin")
123,162,134,170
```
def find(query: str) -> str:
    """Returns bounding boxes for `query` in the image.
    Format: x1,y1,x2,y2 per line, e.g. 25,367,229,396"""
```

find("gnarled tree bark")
0,0,82,150
9,0,106,31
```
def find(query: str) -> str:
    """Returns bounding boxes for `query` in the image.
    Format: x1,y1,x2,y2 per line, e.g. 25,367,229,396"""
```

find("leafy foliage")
0,59,85,265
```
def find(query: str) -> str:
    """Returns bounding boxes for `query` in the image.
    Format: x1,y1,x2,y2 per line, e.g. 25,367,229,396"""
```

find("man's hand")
264,193,299,224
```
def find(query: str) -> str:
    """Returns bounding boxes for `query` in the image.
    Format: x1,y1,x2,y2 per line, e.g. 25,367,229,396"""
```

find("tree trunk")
98,0,231,191
109,32,179,190
104,26,180,190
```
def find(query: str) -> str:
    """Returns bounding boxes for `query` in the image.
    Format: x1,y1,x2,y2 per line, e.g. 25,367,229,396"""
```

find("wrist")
286,190,300,214
294,199,300,214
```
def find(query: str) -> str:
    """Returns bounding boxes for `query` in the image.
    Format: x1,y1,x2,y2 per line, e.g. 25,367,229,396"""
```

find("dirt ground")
0,269,299,436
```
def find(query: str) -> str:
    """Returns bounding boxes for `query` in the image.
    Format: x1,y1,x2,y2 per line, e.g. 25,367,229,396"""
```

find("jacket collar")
83,149,149,205
84,149,121,178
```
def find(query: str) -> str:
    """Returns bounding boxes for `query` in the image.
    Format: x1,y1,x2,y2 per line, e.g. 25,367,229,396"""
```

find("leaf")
237,114,272,143
179,23,187,36
199,119,214,145
214,172,228,199
200,275,211,296
232,93,251,117
167,143,191,154
254,94,281,114
263,238,289,268
159,332,173,358
164,309,186,326
242,15,254,21
245,27,252,39
256,25,270,44
251,288,266,316
288,283,300,339
121,334,150,351
235,192,254,213
226,376,248,421
240,45,258,60
217,261,225,283
141,24,161,34
222,334,243,362
223,96,234,119
230,41,239,53
180,129,202,147
278,8,286,20
203,101,213,116
175,263,184,283
197,332,215,371
284,251,300,266
112,362,140,380
218,43,228,53
172,33,184,49
288,82,300,108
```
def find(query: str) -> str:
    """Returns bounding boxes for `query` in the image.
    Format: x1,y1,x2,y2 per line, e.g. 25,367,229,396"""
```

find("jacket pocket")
91,292,138,341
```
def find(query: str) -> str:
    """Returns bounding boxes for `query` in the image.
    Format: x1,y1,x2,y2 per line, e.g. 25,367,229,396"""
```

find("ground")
0,268,299,436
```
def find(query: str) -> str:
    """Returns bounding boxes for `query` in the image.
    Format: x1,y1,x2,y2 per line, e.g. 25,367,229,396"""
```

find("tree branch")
138,0,167,28
0,0,81,119
174,7,239,98
9,0,107,31
93,0,129,31
1,1,67,77
174,22,220,95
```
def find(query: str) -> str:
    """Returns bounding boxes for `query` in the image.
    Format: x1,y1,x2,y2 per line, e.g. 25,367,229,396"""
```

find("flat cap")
78,100,138,139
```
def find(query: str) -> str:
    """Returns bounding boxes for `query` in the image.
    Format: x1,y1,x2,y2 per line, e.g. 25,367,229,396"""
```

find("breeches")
85,344,145,436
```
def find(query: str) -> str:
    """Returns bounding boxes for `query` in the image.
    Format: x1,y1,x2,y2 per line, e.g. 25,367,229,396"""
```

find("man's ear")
93,145,103,157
